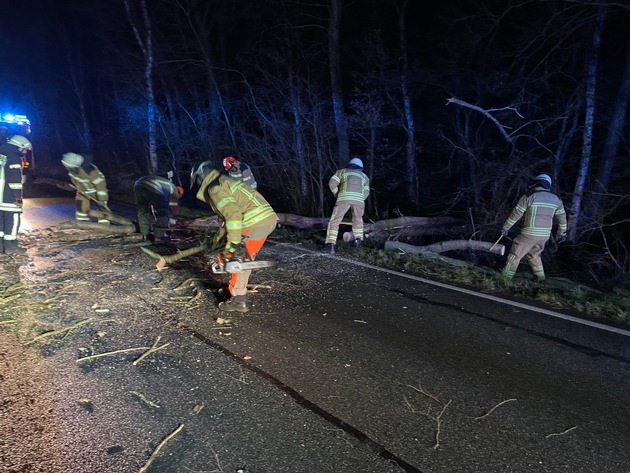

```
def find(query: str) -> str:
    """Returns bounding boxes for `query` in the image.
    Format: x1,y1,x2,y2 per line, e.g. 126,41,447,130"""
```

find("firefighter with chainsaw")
500,173,567,283
0,135,31,255
61,153,110,224
191,161,278,313
222,156,258,190
322,157,370,254
133,175,183,243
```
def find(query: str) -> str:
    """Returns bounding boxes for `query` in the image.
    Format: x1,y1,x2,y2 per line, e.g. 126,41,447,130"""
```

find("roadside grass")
271,227,630,323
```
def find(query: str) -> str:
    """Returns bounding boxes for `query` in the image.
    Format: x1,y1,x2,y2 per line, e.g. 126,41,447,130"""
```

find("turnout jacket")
230,162,257,190
67,163,108,203
133,176,180,212
502,186,567,238
0,142,24,212
197,174,277,244
329,166,370,204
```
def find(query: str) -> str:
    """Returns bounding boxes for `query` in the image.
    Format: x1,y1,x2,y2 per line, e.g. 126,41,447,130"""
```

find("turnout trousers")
502,233,548,281
324,201,365,244
228,220,277,297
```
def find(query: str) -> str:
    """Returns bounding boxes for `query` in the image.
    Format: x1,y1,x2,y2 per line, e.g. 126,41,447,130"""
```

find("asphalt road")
12,197,630,473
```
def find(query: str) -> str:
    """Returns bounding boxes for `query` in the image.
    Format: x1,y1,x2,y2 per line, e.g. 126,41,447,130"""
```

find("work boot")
218,295,249,313
352,239,362,248
3,241,26,256
142,233,156,243
321,243,335,255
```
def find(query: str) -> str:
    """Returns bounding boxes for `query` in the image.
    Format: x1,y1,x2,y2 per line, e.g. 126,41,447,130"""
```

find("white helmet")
535,173,552,186
190,161,220,188
7,135,32,150
349,157,363,168
62,152,84,169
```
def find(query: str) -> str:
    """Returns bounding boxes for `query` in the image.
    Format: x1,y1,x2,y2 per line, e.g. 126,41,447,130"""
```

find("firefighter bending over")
0,135,31,255
322,157,370,254
222,156,257,190
500,173,567,283
133,175,183,243
61,153,110,224
191,161,278,313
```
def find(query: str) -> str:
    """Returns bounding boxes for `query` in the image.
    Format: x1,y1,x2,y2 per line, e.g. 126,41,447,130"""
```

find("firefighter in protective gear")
500,173,567,282
222,156,258,190
322,157,370,254
61,153,110,224
133,176,182,243
0,135,31,254
192,162,278,313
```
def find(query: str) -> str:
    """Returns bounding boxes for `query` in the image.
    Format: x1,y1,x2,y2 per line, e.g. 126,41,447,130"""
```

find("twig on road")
545,426,578,439
433,399,452,450
130,390,160,408
77,346,150,363
472,398,517,420
26,318,93,345
405,383,441,403
133,336,171,366
138,423,185,473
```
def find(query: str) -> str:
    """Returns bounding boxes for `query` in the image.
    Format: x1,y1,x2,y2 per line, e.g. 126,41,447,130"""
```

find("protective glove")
211,227,227,251
556,233,567,244
224,241,247,262
501,228,509,237
168,218,177,226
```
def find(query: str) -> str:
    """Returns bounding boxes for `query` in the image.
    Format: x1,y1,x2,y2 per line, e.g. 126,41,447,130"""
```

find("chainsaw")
211,259,275,274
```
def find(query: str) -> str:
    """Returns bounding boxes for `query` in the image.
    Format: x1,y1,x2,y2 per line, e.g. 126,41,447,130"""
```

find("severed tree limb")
141,243,208,270
58,220,136,234
385,239,505,256
138,423,185,473
133,336,171,366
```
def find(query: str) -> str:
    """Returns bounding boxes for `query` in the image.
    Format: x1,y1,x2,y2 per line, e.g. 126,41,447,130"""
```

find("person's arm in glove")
555,232,567,244
224,241,247,261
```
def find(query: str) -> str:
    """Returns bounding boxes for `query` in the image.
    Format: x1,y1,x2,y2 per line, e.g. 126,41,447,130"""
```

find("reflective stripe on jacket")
134,176,180,210
329,168,370,204
68,164,109,202
229,162,257,190
503,187,567,238
197,174,277,244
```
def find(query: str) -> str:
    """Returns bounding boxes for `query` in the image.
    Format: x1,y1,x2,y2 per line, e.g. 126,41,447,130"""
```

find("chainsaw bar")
211,260,275,274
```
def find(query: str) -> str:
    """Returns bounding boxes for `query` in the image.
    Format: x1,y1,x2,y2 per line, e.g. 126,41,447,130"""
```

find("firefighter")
321,157,370,254
222,156,258,189
0,135,31,255
61,153,110,224
133,175,183,243
191,161,278,313
500,173,567,283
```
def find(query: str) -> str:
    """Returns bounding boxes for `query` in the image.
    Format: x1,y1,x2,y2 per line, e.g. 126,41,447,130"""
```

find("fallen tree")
384,239,505,264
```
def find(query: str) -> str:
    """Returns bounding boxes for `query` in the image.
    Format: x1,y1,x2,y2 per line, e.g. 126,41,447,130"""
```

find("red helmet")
223,156,238,171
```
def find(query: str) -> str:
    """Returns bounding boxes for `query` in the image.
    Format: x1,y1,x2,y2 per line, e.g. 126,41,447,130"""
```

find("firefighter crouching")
191,161,278,313
133,175,183,243
0,135,32,255
61,153,110,224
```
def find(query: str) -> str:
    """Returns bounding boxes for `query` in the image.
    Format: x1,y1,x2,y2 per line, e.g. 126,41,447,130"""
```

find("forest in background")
0,0,629,288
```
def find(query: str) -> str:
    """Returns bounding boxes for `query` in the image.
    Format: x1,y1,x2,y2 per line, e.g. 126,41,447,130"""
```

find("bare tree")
124,0,157,174
586,33,630,223
568,6,606,239
328,0,349,166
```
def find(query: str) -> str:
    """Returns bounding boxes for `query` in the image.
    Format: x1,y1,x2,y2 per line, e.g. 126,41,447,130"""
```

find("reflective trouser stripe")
325,201,365,244
502,234,548,280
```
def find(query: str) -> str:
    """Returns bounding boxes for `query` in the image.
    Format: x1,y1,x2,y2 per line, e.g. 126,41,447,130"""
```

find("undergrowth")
274,227,630,323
